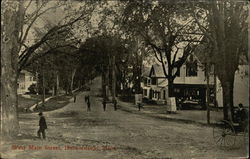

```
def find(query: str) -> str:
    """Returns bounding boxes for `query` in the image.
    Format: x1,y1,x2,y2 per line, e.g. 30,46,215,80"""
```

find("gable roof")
142,66,151,77
149,64,166,78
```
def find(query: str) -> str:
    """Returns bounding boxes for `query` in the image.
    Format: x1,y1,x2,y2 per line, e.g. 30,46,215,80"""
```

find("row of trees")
1,0,248,138
121,0,248,121
1,0,96,137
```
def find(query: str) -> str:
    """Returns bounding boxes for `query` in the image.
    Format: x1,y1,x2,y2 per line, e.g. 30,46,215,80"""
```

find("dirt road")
1,77,248,159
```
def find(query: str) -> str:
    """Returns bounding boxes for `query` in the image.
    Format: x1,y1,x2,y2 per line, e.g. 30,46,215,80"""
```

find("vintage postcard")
1,0,249,158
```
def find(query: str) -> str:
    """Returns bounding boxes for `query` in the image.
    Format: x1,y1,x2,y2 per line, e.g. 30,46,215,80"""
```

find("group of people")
36,102,248,140
36,93,120,140
102,98,117,111
84,94,118,112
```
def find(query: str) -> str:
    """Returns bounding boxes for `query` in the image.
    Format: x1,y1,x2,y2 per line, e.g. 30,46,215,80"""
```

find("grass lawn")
33,95,73,112
18,95,38,112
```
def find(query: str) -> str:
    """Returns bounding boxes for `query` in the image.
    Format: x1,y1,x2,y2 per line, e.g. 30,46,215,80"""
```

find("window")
186,60,197,77
148,79,151,85
174,88,180,93
143,78,147,85
143,89,147,96
163,90,166,99
151,78,157,85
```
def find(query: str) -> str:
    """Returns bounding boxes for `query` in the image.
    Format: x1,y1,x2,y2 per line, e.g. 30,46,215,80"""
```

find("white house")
17,70,37,94
142,54,249,107
141,65,168,104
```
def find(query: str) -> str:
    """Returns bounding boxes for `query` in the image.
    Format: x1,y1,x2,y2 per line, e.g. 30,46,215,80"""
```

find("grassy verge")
33,95,73,112
18,94,51,112
18,95,38,112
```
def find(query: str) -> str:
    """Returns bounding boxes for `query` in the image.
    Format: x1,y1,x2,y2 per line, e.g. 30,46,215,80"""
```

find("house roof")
142,66,151,77
20,70,34,76
149,64,166,78
158,79,168,87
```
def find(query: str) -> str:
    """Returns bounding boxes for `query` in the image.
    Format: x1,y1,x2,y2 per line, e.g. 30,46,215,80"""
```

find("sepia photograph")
1,0,249,158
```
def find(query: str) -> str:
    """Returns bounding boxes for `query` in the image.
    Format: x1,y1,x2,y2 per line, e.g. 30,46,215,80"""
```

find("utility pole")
213,66,217,111
206,62,210,124
112,55,116,101
36,65,39,109
42,65,45,107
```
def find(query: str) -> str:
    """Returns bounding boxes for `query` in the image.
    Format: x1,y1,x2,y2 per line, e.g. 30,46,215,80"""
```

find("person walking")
102,99,106,111
85,95,88,103
87,97,91,111
73,94,76,103
37,112,47,139
138,102,141,111
113,99,117,111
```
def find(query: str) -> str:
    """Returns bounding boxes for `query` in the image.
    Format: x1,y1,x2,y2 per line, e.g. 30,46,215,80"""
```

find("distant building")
17,70,36,94
141,65,168,104
142,54,249,107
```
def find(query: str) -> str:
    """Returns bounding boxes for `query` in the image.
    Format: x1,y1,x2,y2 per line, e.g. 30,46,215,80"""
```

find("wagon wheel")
213,120,236,147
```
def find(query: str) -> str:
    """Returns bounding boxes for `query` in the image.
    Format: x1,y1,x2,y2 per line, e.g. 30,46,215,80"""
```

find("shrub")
28,83,37,94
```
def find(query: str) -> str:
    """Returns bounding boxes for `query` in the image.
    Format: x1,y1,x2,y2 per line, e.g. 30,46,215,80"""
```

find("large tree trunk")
1,1,24,138
168,78,174,97
221,81,233,121
229,77,235,117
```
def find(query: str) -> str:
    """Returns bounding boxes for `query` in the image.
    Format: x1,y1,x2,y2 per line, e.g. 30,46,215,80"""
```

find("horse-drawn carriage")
213,105,249,147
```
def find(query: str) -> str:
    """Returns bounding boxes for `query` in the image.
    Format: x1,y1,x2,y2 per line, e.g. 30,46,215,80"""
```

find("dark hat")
38,112,43,116
239,103,243,107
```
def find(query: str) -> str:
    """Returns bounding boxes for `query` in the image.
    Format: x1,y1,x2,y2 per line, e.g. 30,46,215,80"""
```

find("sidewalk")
117,98,224,126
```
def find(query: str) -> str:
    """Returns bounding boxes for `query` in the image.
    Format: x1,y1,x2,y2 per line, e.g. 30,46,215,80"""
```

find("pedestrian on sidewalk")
73,94,76,103
113,99,117,111
85,95,88,103
87,97,91,111
37,112,47,139
138,102,142,111
102,99,106,111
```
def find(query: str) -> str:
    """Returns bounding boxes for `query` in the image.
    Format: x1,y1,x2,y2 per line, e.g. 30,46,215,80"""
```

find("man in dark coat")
87,96,91,111
37,112,47,139
238,103,248,129
102,99,106,111
113,99,117,111
73,94,76,103
85,95,88,103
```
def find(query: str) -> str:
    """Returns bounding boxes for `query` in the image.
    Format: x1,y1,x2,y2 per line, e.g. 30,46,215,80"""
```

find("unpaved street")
1,77,248,159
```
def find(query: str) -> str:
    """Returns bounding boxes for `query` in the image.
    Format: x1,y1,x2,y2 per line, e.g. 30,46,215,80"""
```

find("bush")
28,84,37,94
